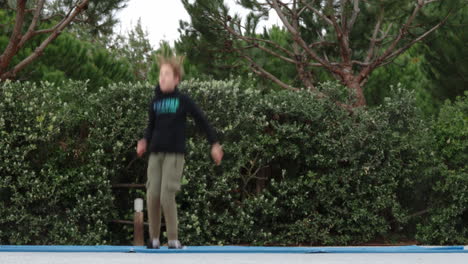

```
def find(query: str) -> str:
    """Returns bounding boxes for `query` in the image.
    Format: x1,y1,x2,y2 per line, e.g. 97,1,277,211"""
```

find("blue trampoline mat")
1,245,467,254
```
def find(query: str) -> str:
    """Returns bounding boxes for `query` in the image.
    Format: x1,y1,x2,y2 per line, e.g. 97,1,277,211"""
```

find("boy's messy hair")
157,55,185,80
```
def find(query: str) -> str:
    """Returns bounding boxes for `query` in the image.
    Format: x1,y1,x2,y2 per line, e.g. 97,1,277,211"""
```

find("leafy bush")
416,92,468,244
176,81,439,245
0,80,151,244
1,79,463,245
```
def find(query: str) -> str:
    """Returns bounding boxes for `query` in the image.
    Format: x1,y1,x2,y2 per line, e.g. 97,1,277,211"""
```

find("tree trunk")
348,80,366,107
342,70,366,107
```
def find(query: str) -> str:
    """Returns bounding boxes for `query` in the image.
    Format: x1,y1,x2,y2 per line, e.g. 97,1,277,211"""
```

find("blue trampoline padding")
0,245,131,253
0,245,467,254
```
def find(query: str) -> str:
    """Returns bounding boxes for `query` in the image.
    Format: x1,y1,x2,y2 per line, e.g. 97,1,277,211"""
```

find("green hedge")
415,92,468,244
177,81,437,245
1,80,466,245
0,80,152,244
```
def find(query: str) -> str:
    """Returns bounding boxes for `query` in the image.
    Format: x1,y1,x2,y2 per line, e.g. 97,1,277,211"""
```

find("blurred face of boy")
159,64,179,93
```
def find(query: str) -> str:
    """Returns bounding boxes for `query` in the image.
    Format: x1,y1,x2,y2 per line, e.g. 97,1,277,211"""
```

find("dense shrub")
0,81,113,244
1,80,464,245
0,80,152,244
416,92,468,244
177,81,439,245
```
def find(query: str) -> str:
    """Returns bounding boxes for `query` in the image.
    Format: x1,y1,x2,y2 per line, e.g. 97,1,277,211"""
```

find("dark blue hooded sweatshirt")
143,85,218,154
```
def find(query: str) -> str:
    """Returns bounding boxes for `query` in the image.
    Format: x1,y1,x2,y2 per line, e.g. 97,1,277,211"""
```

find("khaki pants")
146,152,185,241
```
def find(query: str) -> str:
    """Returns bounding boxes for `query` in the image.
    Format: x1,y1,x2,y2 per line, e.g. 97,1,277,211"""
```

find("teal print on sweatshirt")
154,98,180,114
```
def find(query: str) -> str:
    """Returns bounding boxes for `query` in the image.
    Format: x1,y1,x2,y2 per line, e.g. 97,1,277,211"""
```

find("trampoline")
1,244,467,254
1,245,467,264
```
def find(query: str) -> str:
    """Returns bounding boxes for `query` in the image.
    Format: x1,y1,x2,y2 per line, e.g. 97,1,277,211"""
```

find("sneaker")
146,238,160,249
168,240,183,249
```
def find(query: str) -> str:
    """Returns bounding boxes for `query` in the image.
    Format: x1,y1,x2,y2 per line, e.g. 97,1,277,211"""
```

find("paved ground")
1,252,468,264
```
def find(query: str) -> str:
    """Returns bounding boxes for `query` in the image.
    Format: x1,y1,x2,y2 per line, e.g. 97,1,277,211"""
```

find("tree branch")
41,13,69,22
376,23,393,43
351,60,370,66
271,0,334,72
424,0,441,4
4,5,34,13
17,0,46,49
224,22,298,65
290,0,317,91
364,7,384,64
236,48,299,91
249,36,296,57
347,0,360,32
381,13,450,66
33,26,60,35
300,0,333,25
0,0,27,73
297,5,308,16
309,40,337,48
237,42,351,110
374,0,425,66
356,1,428,84
341,0,349,33
1,0,90,80
220,10,296,57
275,0,293,14
361,0,449,82
328,0,351,65
296,58,316,90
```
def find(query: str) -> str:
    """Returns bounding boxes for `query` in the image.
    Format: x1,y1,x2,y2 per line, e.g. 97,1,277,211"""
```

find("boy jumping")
137,56,223,249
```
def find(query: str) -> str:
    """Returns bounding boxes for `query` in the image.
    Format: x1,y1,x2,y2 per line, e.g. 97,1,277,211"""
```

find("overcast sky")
115,0,280,48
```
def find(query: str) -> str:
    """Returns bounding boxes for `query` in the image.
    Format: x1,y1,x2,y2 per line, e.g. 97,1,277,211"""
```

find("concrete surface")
1,252,468,264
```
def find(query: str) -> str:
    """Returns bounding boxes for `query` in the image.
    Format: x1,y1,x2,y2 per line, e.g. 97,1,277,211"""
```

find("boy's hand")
137,139,147,157
211,143,223,165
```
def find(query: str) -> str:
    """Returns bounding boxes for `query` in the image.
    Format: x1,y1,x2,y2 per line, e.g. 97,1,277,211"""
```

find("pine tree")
14,32,135,88
421,3,468,103
180,0,464,109
109,19,154,81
